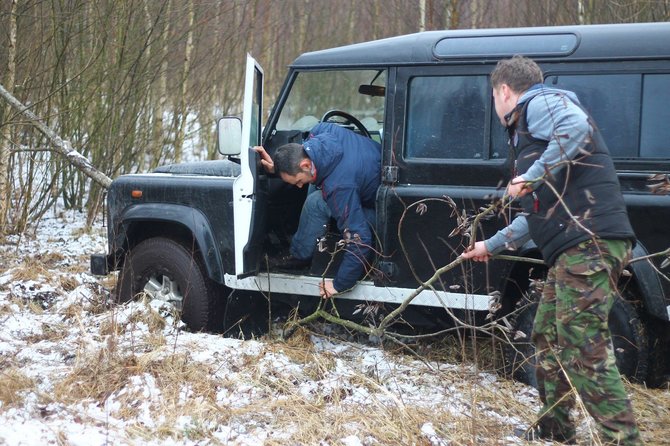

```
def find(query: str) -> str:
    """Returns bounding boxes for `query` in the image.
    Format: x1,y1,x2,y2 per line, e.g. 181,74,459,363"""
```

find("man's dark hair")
490,55,543,93
274,143,308,175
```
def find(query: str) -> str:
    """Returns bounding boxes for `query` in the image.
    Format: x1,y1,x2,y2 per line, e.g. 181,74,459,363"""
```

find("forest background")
0,0,669,234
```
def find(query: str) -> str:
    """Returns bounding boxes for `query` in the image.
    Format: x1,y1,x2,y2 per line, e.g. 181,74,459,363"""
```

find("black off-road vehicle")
92,22,670,387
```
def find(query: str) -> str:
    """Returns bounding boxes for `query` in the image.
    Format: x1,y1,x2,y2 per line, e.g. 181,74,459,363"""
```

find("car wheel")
117,237,221,332
609,292,649,382
503,295,649,388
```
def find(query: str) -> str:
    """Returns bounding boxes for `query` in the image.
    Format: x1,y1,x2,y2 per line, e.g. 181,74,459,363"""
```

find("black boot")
523,418,576,444
267,254,311,271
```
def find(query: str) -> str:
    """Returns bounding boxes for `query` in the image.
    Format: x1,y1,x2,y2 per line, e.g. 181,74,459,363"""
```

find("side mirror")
217,116,242,156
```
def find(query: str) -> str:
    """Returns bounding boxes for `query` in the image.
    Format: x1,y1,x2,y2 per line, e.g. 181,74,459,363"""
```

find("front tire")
117,237,221,332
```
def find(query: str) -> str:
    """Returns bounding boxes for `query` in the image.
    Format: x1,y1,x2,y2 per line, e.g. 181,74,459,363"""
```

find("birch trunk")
0,84,112,189
0,0,18,232
150,0,172,169
172,0,195,164
420,0,426,31
445,0,460,29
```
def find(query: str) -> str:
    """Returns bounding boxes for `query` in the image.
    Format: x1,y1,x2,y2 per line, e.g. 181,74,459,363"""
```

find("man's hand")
460,241,491,262
253,146,275,174
319,279,338,299
507,175,530,198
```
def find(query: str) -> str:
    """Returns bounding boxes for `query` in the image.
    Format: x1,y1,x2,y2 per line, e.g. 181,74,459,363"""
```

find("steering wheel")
321,110,371,139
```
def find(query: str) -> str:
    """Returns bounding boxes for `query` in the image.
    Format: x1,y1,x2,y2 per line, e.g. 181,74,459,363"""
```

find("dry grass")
274,329,670,445
630,381,670,445
23,322,70,344
0,252,13,271
59,274,78,292
229,333,534,445
0,367,35,406
10,255,49,281
1,262,668,445
0,301,14,316
11,312,670,445
11,252,66,282
52,348,231,442
128,304,167,333
3,291,57,314
53,351,139,403
99,298,167,337
99,273,118,292
61,302,84,320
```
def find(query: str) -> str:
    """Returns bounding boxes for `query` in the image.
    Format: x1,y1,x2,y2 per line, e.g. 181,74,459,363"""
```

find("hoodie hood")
518,84,581,106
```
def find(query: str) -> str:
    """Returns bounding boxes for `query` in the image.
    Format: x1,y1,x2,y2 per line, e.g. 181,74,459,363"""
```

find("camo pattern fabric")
531,238,642,445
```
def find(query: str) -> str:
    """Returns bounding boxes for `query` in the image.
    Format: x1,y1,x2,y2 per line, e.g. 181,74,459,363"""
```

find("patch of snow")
0,209,553,445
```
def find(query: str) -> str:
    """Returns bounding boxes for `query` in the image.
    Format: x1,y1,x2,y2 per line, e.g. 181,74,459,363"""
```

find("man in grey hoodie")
462,56,640,445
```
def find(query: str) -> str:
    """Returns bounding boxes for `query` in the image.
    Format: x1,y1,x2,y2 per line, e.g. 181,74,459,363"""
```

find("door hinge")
382,166,398,184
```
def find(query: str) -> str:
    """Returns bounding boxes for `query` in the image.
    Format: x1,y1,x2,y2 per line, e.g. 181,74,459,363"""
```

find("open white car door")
233,54,264,277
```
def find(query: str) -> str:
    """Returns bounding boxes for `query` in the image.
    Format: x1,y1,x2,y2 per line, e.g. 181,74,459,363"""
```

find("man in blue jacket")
254,122,381,299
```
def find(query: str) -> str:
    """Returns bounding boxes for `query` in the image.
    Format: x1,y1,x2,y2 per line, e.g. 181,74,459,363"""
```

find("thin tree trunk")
470,0,482,28
298,0,309,53
0,84,112,189
150,0,172,169
173,0,195,163
445,0,460,29
420,0,426,31
0,0,18,233
427,0,434,30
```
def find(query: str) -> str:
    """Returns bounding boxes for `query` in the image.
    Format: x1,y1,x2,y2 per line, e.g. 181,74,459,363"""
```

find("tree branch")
0,83,112,189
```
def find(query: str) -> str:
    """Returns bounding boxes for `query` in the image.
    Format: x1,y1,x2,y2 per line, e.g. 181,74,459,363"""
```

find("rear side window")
640,74,670,158
405,75,495,159
545,73,670,159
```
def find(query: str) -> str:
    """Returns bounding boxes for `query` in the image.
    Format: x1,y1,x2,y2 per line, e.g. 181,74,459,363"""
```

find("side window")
275,70,386,142
405,76,489,160
546,74,640,158
546,73,670,159
640,74,670,158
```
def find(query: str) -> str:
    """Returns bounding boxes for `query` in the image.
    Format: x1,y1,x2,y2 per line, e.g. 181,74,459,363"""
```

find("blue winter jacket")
303,123,381,291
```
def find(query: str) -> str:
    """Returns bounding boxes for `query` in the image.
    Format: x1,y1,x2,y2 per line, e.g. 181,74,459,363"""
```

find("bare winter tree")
0,0,667,233
0,0,17,234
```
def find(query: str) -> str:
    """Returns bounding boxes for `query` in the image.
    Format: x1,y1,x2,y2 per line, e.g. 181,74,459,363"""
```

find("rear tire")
117,237,222,332
503,295,648,387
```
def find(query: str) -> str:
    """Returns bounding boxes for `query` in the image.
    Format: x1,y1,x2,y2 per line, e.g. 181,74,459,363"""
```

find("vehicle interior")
258,69,387,277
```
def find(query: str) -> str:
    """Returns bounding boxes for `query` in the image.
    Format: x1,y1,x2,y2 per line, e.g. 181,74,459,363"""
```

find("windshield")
275,69,386,141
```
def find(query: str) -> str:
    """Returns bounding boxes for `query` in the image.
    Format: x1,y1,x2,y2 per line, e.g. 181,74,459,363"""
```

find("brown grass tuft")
11,256,49,281
99,316,125,337
629,381,670,445
130,301,168,333
59,275,79,292
52,346,230,442
61,303,84,320
0,302,14,316
53,352,139,403
24,322,70,344
0,368,35,406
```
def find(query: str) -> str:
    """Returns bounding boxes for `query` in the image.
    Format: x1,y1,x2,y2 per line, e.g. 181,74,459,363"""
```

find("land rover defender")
91,22,670,386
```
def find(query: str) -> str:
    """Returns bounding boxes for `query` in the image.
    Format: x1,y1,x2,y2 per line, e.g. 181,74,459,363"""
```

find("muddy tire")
503,295,648,387
117,237,222,332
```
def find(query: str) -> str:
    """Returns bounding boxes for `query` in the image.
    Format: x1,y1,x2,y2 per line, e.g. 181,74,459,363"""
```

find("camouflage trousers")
532,238,642,445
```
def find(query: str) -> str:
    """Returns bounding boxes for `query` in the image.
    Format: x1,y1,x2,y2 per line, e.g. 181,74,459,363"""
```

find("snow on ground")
0,210,548,445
